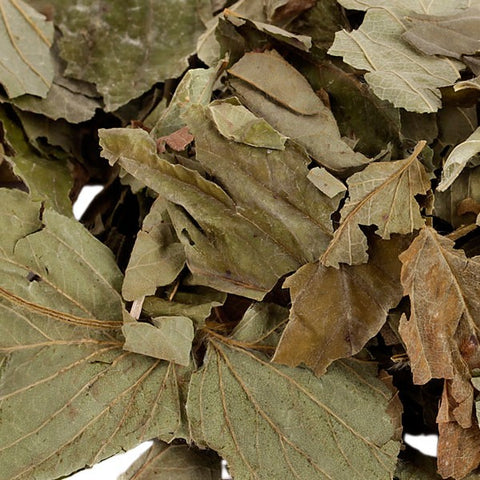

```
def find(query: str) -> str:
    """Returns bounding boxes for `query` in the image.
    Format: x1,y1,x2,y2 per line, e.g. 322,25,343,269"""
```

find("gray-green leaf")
0,0,54,98
186,339,401,480
0,189,184,479
328,0,465,113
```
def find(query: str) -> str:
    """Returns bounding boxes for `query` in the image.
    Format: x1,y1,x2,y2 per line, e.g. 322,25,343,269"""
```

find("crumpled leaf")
196,0,266,67
99,106,338,299
123,197,185,301
264,0,316,25
123,316,194,366
274,235,407,375
45,0,206,111
398,227,480,478
402,9,480,60
151,65,221,138
186,339,401,480
438,127,480,191
208,97,287,149
321,141,430,267
328,0,464,113
229,70,371,171
223,10,312,52
0,0,54,99
143,287,226,329
0,105,73,216
0,189,185,479
228,50,324,115
119,440,221,480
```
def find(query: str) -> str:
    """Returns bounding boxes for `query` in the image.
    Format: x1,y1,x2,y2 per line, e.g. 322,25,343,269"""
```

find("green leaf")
186,339,401,480
119,440,222,480
122,197,185,302
274,235,407,375
321,142,430,267
437,127,480,191
208,97,287,150
123,316,194,366
143,287,226,329
99,106,338,299
0,0,54,98
328,0,465,113
231,301,289,347
0,105,73,216
151,65,221,138
45,0,206,111
229,67,371,172
0,189,186,479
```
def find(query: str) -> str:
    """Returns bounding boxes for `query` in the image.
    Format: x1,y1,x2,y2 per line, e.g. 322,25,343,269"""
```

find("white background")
68,187,438,479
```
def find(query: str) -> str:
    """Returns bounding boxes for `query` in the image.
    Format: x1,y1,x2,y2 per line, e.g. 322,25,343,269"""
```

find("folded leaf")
100,106,338,298
0,0,54,98
143,287,226,329
437,127,480,191
0,189,185,479
187,339,401,480
328,0,464,113
0,105,73,216
274,235,407,375
122,197,185,301
208,97,287,150
119,440,221,480
321,141,430,267
230,76,371,172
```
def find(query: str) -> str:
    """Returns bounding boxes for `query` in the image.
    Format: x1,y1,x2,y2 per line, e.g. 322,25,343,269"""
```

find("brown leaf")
156,126,194,154
399,226,480,478
273,235,407,375
437,422,480,479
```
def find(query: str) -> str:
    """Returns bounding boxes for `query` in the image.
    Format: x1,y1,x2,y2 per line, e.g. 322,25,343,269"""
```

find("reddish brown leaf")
156,126,194,153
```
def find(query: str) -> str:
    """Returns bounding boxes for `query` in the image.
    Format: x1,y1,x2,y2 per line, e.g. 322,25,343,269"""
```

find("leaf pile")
2,1,480,479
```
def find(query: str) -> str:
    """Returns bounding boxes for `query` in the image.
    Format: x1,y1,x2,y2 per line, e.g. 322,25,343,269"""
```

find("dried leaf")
228,50,323,115
48,0,206,111
0,105,73,216
123,197,186,301
119,440,221,480
438,127,480,191
143,287,226,329
328,0,464,113
0,189,185,479
307,166,347,198
399,226,480,478
321,141,430,267
273,235,407,375
100,106,338,299
0,0,54,98
123,316,194,366
229,76,371,172
402,9,480,60
208,98,287,150
187,339,401,480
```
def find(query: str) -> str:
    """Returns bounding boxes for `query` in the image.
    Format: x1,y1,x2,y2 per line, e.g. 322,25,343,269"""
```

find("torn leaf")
321,141,430,267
